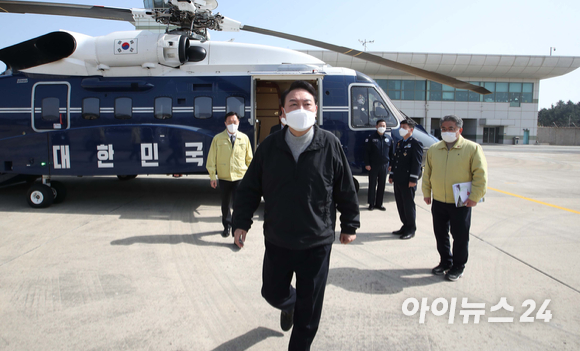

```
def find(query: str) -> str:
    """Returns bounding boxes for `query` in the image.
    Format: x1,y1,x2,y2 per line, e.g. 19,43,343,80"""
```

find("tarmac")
0,144,579,351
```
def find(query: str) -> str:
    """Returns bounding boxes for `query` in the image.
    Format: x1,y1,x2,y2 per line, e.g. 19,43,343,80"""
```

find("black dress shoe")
392,228,405,235
446,267,464,281
368,205,374,211
375,206,386,211
280,308,294,332
400,232,415,240
432,263,452,275
221,227,230,238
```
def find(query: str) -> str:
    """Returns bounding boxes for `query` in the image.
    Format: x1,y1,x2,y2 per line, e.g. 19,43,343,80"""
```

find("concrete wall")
537,127,580,145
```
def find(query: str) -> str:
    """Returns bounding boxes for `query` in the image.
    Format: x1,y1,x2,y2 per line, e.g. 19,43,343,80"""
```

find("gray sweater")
285,127,314,162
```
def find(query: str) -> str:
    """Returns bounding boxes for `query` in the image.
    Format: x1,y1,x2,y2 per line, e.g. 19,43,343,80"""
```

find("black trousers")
262,240,332,351
368,163,388,206
431,200,472,270
394,181,417,233
218,179,240,230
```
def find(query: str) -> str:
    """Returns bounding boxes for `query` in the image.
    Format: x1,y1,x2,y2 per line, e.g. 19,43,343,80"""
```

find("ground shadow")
110,231,241,252
210,327,284,351
327,267,441,295
356,177,396,205
0,176,263,224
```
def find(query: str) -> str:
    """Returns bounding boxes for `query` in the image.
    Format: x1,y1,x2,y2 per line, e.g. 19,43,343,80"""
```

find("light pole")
550,47,556,56
359,39,374,52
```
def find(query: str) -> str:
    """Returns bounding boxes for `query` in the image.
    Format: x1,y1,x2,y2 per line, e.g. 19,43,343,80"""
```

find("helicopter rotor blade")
0,0,135,23
241,25,491,95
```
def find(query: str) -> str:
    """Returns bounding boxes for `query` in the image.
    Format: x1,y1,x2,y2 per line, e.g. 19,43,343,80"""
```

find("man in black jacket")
233,81,360,351
389,119,423,239
364,119,394,211
269,111,286,135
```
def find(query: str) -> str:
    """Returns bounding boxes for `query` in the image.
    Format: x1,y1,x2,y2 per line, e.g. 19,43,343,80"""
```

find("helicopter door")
32,82,70,132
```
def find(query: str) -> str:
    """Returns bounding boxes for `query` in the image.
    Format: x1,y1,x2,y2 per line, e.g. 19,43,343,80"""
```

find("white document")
452,182,484,207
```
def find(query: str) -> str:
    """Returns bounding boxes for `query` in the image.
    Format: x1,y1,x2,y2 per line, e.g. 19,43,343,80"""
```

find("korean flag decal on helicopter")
115,39,138,55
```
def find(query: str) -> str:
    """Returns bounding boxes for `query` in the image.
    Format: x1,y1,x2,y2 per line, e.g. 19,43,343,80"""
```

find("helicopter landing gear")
26,176,67,208
117,175,137,181
27,183,54,208
50,180,67,204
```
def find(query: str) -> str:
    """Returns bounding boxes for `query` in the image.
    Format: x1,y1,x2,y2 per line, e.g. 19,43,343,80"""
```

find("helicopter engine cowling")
94,30,197,68
0,31,77,72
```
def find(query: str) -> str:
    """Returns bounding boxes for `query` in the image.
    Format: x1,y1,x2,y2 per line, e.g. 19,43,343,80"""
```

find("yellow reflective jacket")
206,129,253,181
422,135,487,204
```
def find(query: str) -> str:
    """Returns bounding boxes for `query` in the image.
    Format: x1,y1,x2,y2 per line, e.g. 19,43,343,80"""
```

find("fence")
537,127,580,145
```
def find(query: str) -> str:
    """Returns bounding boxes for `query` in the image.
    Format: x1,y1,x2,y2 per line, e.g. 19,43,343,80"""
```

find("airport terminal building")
303,50,580,144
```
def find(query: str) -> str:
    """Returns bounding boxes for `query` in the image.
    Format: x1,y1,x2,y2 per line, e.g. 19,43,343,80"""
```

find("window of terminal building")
378,79,426,101
495,83,509,103
509,83,522,107
380,79,532,104
456,83,484,102
427,82,442,101
483,82,495,102
469,83,483,102
521,83,533,103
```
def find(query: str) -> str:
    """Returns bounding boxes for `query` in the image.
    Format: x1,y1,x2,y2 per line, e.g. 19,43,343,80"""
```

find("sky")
0,0,578,110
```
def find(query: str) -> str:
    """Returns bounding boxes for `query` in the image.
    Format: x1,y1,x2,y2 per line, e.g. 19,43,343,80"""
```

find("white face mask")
227,123,238,134
285,108,316,132
377,127,387,134
281,117,287,126
441,131,458,143
398,128,409,138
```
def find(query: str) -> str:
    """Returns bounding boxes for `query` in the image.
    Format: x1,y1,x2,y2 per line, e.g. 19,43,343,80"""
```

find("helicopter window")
41,97,60,121
351,86,396,129
82,98,100,120
351,87,369,127
115,97,132,119
194,97,212,119
155,97,173,120
226,97,245,118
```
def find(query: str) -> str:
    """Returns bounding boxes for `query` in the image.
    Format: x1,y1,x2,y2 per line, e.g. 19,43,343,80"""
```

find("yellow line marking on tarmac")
488,187,580,215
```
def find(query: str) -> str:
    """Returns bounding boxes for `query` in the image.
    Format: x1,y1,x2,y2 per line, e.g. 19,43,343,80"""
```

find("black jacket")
364,131,394,167
389,136,423,184
233,125,360,250
269,123,283,135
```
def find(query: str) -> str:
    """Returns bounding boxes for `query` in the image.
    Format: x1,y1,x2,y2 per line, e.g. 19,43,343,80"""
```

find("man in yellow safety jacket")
422,114,487,281
206,112,253,239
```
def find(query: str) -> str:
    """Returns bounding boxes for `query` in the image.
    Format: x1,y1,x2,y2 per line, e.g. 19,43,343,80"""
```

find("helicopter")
0,0,489,208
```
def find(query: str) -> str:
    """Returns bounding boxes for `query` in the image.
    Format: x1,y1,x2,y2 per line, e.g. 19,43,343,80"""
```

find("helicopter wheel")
27,183,55,209
50,180,67,204
117,175,137,181
352,177,359,193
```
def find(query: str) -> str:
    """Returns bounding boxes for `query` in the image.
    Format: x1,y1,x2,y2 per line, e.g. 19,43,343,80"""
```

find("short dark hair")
440,115,463,128
225,111,239,122
376,119,386,126
400,119,416,128
280,81,318,107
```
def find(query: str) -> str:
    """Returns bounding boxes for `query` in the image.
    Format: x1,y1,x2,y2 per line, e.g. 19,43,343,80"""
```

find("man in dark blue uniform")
389,119,423,239
364,119,394,211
